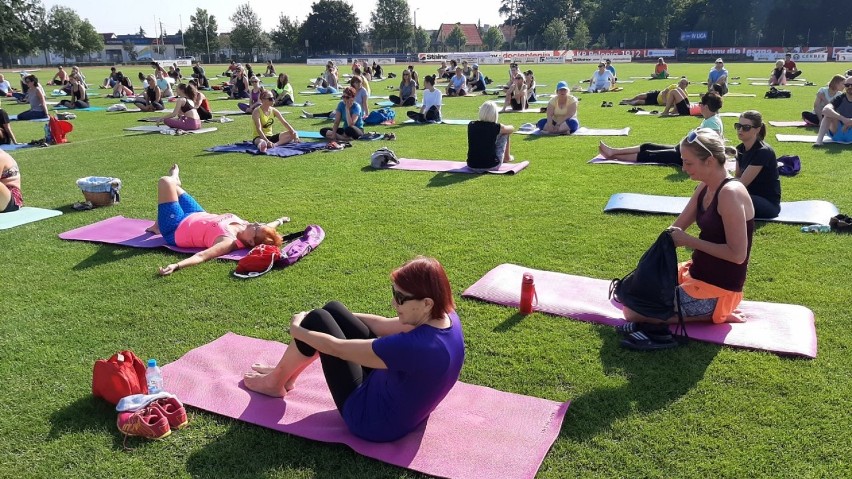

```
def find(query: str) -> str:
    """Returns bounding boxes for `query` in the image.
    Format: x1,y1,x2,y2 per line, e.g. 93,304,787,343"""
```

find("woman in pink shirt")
147,164,288,275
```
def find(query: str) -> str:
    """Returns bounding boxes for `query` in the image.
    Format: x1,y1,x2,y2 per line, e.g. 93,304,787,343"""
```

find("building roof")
436,23,482,46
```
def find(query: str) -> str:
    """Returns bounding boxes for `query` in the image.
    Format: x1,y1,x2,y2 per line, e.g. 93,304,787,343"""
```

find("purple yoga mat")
58,216,248,260
161,332,569,479
384,158,530,175
462,263,817,358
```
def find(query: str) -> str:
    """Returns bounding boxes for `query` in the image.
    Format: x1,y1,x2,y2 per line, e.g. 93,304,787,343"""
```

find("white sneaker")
301,110,313,118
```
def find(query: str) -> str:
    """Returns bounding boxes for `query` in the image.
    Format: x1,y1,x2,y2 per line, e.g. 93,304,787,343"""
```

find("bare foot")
145,223,161,235
168,164,181,185
599,140,614,158
243,371,288,397
250,363,275,374
726,309,748,323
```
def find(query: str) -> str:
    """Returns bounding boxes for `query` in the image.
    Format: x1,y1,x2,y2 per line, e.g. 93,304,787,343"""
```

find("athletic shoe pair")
117,397,188,441
616,322,680,351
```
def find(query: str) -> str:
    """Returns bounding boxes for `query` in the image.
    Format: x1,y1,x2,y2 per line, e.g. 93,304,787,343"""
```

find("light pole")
413,8,419,52
203,19,211,63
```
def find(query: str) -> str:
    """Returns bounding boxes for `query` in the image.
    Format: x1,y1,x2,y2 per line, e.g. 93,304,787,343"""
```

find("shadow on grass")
48,395,118,441
493,312,527,332
72,244,149,271
427,172,478,187
815,143,851,155
663,167,689,182
561,328,719,441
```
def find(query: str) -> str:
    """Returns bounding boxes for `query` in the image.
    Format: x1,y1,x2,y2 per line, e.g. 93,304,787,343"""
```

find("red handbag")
92,350,148,405
233,244,282,278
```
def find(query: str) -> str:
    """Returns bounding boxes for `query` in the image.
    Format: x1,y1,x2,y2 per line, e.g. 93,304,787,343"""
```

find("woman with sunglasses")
707,58,728,96
389,70,417,106
815,75,852,146
320,86,364,141
148,164,288,276
238,76,266,114
243,256,464,442
16,75,49,121
619,128,755,349
802,74,844,126
252,91,299,153
502,73,529,111
733,111,781,219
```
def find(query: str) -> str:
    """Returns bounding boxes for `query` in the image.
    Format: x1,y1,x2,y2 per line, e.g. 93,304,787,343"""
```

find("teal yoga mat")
0,207,62,230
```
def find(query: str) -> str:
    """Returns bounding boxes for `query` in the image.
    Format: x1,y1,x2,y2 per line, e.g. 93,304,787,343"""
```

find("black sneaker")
620,331,679,351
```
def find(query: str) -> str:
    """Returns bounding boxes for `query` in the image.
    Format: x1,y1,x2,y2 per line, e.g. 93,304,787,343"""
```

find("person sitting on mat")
588,62,614,93
238,76,265,114
437,60,450,80
154,83,202,131
768,60,787,86
619,77,690,114
733,111,781,219
618,128,755,350
652,57,669,79
605,59,618,87
502,72,528,112
372,61,383,79
320,87,364,141
815,75,852,146
192,62,209,89
467,101,515,172
149,164,287,276
352,66,371,95
407,65,419,89
407,75,442,123
461,60,473,78
227,68,250,99
524,70,537,102
252,90,299,153
57,74,89,109
447,67,467,97
188,79,212,121
0,109,19,145
0,74,13,96
264,60,276,77
273,73,295,106
155,70,174,99
51,66,68,86
101,67,119,89
1,150,23,213
350,75,370,117
502,63,519,90
16,75,48,121
134,75,164,112
599,91,724,165
243,256,465,443
707,58,729,96
536,81,579,135
784,53,802,80
109,72,134,98
802,74,844,126
389,70,417,107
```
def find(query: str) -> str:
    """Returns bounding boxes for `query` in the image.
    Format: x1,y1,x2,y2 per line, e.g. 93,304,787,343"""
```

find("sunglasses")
733,123,759,132
392,286,417,304
262,95,274,100
845,83,852,87
686,130,713,156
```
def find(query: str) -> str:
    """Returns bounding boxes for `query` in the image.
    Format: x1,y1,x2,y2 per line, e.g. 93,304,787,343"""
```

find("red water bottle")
520,272,537,315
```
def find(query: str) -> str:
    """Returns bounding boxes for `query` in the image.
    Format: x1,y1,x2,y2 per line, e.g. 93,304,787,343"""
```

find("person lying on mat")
599,91,724,165
273,73,294,106
407,75,442,123
733,111,781,219
320,87,364,141
707,58,729,96
802,74,844,126
56,74,89,109
243,256,465,443
17,75,48,121
447,67,467,97
188,79,212,122
389,70,417,107
783,53,802,80
155,83,202,131
149,164,287,275
587,63,614,93
653,57,669,79
535,81,579,135
502,73,528,112
815,76,852,146
619,128,755,349
619,77,690,116
768,60,787,87
0,150,23,213
252,90,299,153
134,75,164,113
468,101,515,172
0,109,19,145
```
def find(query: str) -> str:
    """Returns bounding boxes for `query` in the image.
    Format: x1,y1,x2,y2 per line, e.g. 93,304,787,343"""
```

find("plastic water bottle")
146,359,164,394
801,224,831,233
519,272,537,315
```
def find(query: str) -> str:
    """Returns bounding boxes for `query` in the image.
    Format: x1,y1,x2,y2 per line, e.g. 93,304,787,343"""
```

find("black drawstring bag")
610,229,687,337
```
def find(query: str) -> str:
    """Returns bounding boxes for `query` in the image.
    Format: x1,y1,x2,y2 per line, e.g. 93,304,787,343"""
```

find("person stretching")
252,90,299,153
815,75,852,146
620,77,691,116
320,87,364,141
536,81,579,134
155,83,202,131
502,73,528,111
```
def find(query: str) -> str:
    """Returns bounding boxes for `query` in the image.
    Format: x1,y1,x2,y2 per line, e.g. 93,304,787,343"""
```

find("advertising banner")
680,31,708,42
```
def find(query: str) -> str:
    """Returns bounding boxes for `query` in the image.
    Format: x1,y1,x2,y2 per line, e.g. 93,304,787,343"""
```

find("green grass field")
1,61,850,478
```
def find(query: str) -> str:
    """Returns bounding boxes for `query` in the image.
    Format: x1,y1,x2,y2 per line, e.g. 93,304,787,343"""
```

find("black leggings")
712,83,729,96
294,301,376,411
59,99,89,109
320,126,362,140
16,109,47,121
275,94,293,106
751,194,781,219
637,143,682,165
197,106,212,121
406,106,440,123
389,95,416,106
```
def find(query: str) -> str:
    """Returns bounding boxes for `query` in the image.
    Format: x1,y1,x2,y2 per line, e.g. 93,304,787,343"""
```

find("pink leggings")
164,116,202,131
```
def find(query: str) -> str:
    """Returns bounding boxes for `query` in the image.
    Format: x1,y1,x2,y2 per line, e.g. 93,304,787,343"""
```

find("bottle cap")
522,272,534,283
147,359,157,367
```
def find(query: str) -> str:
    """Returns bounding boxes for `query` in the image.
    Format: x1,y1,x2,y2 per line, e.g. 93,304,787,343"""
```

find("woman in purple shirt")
244,256,465,442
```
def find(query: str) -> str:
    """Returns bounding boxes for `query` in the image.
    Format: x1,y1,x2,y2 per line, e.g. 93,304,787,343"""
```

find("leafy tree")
229,3,264,57
0,0,44,68
413,26,430,52
138,26,146,36
122,40,138,61
78,20,104,60
184,8,219,60
301,0,361,54
482,26,505,51
446,24,466,52
541,18,568,49
270,15,301,59
570,18,590,49
499,0,574,41
45,6,85,61
369,0,412,52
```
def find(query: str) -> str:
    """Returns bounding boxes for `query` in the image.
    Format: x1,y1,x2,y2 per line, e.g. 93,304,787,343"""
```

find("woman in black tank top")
58,74,89,109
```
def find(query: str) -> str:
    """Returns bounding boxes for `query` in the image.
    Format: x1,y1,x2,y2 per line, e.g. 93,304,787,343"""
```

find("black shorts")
254,133,281,144
645,90,660,105
675,98,690,116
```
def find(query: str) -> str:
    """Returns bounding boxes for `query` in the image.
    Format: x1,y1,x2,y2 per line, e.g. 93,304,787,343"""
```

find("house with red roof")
436,23,483,51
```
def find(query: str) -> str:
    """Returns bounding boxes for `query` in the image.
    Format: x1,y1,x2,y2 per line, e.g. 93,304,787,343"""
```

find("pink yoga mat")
462,264,817,358
384,158,530,175
161,333,569,479
58,216,248,260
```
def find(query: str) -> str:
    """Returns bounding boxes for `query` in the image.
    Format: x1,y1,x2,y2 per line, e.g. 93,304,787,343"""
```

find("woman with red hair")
244,256,465,442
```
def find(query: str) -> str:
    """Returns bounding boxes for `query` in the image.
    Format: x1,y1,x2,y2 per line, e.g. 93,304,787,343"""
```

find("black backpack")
765,87,791,99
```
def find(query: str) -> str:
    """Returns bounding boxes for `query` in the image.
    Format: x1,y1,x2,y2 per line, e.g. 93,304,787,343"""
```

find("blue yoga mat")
294,131,325,139
206,141,327,157
52,106,106,111
0,144,32,151
8,115,49,122
0,207,62,230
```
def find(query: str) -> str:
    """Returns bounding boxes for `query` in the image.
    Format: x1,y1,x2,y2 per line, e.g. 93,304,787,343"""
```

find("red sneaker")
117,406,171,440
151,397,188,430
